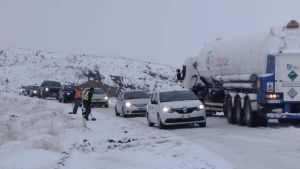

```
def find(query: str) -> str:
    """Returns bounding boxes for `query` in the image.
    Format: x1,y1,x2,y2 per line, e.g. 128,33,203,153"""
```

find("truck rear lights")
265,93,280,99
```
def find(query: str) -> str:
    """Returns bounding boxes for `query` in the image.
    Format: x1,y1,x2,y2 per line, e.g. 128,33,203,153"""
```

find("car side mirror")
151,100,158,104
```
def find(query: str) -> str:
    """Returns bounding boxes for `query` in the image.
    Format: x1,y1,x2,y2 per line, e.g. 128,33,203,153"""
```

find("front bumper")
266,112,300,120
124,106,147,115
161,110,206,125
91,100,108,106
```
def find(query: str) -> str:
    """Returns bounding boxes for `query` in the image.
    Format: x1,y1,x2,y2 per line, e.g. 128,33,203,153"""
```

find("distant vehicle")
40,80,62,99
19,86,27,95
24,85,32,96
147,89,206,129
82,88,109,108
115,90,150,117
58,84,76,103
29,85,40,97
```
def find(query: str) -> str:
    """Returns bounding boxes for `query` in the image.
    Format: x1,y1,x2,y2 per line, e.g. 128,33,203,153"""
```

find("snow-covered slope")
0,47,179,93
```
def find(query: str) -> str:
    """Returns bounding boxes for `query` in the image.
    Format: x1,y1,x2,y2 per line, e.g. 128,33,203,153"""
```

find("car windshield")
124,91,149,99
65,85,75,91
94,88,104,94
45,81,61,87
159,90,198,102
33,86,39,90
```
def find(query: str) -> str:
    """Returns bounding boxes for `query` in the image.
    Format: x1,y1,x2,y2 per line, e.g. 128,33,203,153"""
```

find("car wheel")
157,114,165,129
122,108,127,118
147,112,154,127
62,96,66,103
42,94,46,99
115,107,120,116
198,122,206,127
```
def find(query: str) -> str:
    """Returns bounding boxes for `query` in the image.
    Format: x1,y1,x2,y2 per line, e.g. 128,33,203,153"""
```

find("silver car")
115,90,150,117
82,88,109,108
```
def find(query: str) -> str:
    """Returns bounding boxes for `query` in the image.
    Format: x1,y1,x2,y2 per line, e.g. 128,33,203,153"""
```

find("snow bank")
0,93,233,169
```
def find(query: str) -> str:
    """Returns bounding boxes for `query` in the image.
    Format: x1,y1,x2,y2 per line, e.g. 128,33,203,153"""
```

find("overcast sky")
1,0,300,66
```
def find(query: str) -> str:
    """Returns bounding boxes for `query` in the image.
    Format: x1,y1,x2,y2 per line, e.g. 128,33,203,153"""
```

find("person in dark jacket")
82,87,94,120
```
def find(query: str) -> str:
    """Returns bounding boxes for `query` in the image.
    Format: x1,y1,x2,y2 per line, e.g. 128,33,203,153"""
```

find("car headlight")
45,88,49,91
33,90,37,94
197,104,205,111
162,106,173,113
67,93,70,95
125,102,131,108
104,96,108,100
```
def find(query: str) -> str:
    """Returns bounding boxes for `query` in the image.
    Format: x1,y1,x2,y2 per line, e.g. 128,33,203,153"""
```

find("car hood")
93,94,107,99
160,100,202,108
124,98,150,105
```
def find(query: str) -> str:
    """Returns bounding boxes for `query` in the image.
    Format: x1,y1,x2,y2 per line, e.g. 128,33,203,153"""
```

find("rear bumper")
266,113,300,119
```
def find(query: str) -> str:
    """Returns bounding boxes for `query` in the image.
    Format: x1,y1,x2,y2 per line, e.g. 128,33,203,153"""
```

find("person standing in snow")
71,86,82,114
82,87,94,121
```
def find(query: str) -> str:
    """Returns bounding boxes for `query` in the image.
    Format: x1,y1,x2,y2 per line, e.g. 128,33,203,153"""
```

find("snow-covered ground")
0,93,232,169
0,47,178,93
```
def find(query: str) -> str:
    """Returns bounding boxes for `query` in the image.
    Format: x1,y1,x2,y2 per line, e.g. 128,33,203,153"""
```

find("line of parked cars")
115,89,207,129
19,80,109,108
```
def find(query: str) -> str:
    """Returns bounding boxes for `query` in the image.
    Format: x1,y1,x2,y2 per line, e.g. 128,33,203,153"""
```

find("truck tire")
226,97,236,124
234,97,244,125
244,98,256,127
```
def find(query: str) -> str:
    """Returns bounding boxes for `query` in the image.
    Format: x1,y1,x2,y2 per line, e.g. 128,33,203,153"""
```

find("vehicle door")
149,93,158,122
59,85,64,98
116,92,123,112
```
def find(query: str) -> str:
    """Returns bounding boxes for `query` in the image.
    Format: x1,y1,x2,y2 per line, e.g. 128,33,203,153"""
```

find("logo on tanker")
206,51,229,70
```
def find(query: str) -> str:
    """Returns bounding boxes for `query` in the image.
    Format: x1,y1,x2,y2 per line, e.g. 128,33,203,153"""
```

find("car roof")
123,90,147,93
156,88,191,93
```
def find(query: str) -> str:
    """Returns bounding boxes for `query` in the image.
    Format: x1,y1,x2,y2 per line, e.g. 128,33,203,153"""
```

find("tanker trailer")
180,20,300,127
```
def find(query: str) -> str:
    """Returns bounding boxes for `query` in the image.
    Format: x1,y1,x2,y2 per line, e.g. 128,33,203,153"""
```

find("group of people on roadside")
71,86,95,121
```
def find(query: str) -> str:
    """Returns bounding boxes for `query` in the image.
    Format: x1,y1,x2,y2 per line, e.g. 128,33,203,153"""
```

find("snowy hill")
0,47,179,94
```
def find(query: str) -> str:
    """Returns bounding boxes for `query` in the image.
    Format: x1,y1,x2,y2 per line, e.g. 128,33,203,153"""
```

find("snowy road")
94,106,300,169
1,94,300,169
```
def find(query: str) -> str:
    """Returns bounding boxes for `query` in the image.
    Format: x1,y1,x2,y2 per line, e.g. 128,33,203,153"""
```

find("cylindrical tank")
190,21,300,85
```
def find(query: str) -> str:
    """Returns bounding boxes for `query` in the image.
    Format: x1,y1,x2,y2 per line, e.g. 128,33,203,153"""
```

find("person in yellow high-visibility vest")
83,87,94,120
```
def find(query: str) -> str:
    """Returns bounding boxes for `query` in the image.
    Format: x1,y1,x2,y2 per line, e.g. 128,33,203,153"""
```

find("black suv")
40,80,62,99
58,84,76,103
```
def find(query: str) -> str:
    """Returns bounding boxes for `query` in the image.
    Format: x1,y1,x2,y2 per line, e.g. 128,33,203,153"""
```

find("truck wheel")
234,97,244,125
226,97,236,124
244,98,256,127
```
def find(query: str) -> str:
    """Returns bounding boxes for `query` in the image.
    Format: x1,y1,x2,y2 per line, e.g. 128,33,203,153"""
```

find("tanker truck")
179,20,300,127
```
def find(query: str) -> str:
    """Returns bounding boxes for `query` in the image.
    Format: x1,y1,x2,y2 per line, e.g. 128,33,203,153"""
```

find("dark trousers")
73,99,82,114
83,100,91,120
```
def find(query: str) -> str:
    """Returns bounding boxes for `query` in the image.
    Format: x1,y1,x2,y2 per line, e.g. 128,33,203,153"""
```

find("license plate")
138,108,145,111
181,115,187,119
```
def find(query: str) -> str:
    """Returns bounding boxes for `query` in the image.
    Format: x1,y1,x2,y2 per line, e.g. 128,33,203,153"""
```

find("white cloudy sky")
0,0,300,66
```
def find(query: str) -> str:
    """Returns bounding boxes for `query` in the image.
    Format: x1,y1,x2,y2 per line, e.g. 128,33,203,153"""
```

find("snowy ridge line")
0,47,179,93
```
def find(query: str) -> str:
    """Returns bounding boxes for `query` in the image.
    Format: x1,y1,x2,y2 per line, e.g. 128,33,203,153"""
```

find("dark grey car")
40,80,62,99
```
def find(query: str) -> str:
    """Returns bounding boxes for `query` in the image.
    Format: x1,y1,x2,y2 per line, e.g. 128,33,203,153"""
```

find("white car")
147,89,206,129
82,88,109,108
115,90,150,117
